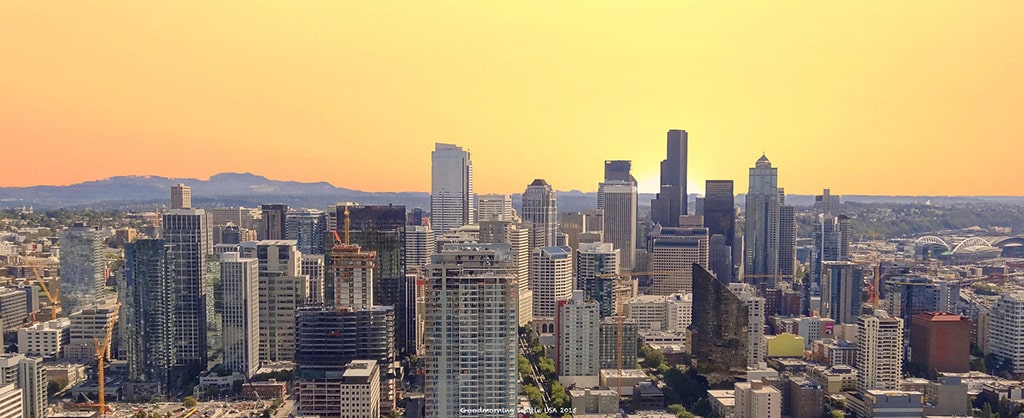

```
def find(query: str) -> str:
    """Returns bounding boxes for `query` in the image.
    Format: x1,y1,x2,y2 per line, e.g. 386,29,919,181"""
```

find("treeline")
796,202,1024,240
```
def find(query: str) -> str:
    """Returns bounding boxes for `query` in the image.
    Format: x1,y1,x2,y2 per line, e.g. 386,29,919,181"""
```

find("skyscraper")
647,226,708,295
430,143,474,232
857,310,904,392
301,254,325,304
423,244,518,417
344,204,407,353
778,204,796,281
219,252,260,377
122,239,177,396
479,220,533,326
704,180,735,283
577,242,620,318
531,246,573,321
522,179,558,250
599,161,638,270
0,354,46,418
171,183,191,210
259,204,288,240
477,194,515,221
988,292,1024,373
404,225,435,269
163,209,211,374
744,154,781,283
286,208,327,255
556,290,600,387
820,261,863,325
811,214,851,297
59,223,105,315
689,264,749,373
651,130,688,227
734,380,782,418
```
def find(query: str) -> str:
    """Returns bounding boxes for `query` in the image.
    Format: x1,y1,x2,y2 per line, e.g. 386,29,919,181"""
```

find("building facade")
431,143,474,232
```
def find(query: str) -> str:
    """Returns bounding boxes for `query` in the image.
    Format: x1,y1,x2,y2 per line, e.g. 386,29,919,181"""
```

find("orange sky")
2,2,1023,195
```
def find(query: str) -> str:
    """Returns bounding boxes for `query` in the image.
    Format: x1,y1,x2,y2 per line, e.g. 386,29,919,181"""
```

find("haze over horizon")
3,2,1023,195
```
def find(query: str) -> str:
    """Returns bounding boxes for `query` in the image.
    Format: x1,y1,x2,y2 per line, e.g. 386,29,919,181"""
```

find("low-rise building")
847,390,923,418
632,381,665,411
707,389,735,418
569,387,619,414
240,379,287,401
17,318,71,359
807,365,858,394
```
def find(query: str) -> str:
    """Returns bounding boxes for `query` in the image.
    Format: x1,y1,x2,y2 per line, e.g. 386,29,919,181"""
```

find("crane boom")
31,266,60,320
94,303,119,418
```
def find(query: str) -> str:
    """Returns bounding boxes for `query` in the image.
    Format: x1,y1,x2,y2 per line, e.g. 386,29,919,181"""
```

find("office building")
171,183,191,210
0,289,28,332
122,239,177,396
344,205,408,353
857,310,904,392
820,261,863,325
478,220,532,326
778,204,796,280
258,204,288,241
909,312,970,378
598,317,639,370
0,354,45,418
729,284,766,368
241,240,307,363
810,214,851,296
556,291,600,387
65,303,118,362
0,384,21,418
689,264,749,373
744,154,781,283
623,293,692,333
647,226,708,295
326,239,375,310
404,269,427,355
704,180,735,282
598,160,638,270
477,195,515,221
531,246,573,321
987,291,1024,373
885,276,956,336
423,244,518,417
59,224,105,316
297,359,380,418
650,130,688,227
163,209,211,371
430,143,474,232
219,253,260,377
18,318,71,359
405,226,435,269
577,242,620,317
734,380,781,418
522,179,558,250
285,209,327,255
784,376,824,418
295,306,396,415
301,254,325,305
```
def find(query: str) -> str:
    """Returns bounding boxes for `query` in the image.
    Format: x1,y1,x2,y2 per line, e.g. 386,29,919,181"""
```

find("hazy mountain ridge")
2,172,1023,211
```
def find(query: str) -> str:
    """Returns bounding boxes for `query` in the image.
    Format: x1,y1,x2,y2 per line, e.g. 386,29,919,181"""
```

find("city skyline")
3,3,1024,196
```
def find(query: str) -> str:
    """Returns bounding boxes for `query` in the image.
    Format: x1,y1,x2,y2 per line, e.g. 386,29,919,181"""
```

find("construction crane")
30,266,61,320
94,304,119,418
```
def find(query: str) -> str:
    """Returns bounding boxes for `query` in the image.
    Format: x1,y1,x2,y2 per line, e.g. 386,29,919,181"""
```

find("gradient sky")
2,2,1023,196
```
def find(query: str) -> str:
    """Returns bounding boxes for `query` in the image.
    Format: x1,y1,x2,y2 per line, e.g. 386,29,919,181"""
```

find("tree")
981,402,994,418
668,404,686,415
828,410,845,418
523,384,544,408
641,346,666,369
971,356,987,372
183,396,198,408
550,381,570,409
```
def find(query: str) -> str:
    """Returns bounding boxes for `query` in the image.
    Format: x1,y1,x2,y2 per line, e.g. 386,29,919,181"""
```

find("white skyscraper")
479,220,533,326
730,283,767,368
59,223,105,316
522,179,558,250
477,194,515,221
857,310,904,392
219,252,260,377
988,292,1024,373
744,154,782,283
598,180,637,271
423,244,518,418
241,240,309,363
556,290,600,388
171,183,191,210
405,226,436,269
647,226,709,295
0,384,22,418
431,143,474,233
531,246,573,322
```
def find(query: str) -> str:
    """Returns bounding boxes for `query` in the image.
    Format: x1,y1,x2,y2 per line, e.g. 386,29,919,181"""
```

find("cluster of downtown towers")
120,130,805,416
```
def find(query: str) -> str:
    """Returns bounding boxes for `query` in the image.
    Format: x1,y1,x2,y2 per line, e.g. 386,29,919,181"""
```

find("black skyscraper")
703,180,735,247
260,204,288,240
651,130,688,227
604,160,636,183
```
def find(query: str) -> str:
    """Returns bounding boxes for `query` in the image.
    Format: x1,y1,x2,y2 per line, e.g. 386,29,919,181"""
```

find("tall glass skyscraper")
430,143,474,233
59,224,105,315
522,179,558,250
744,155,781,283
122,239,177,396
162,209,211,375
598,160,638,270
651,130,688,227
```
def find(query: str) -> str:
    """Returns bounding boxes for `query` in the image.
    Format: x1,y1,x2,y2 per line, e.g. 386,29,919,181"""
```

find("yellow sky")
2,2,1022,195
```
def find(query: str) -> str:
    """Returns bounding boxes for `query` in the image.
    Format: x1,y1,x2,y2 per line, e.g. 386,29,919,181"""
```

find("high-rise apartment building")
65,302,118,363
598,317,639,370
556,291,600,387
17,318,70,359
162,209,211,373
423,244,518,417
729,283,766,368
477,195,515,221
811,214,851,295
623,293,692,333
885,276,956,336
0,354,46,418
241,240,308,363
122,239,177,396
857,310,904,392
344,205,408,353
909,312,970,378
647,226,708,295
820,261,862,325
531,246,573,320
219,253,260,377
171,182,191,209
259,204,288,241
744,155,781,283
598,162,637,270
59,223,105,315
405,226,435,269
430,143,474,232
651,130,688,227
778,204,796,280
479,220,533,326
522,180,558,250
171,183,191,210
988,292,1024,373
285,209,327,255
704,180,735,283
0,384,21,418
577,242,620,317
301,254,325,305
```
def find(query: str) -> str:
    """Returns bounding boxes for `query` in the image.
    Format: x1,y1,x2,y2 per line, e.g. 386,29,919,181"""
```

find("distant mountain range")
1,172,1023,211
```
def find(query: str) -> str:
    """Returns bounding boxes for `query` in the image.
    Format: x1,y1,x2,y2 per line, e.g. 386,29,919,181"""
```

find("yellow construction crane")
30,266,60,320
94,304,119,418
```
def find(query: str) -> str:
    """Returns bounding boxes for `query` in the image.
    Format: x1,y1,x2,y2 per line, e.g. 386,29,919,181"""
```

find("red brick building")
910,312,971,378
